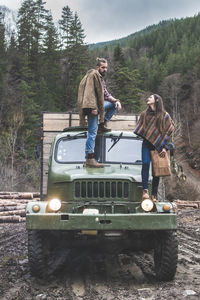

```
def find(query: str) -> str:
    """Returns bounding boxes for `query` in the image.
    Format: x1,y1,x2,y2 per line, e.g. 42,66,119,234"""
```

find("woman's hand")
91,109,98,115
159,148,166,158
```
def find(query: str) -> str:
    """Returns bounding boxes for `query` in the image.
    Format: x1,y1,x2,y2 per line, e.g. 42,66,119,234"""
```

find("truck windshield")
55,138,86,162
55,135,142,164
105,137,142,164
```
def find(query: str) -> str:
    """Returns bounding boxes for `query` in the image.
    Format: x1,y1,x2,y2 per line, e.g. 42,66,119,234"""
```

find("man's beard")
100,71,106,77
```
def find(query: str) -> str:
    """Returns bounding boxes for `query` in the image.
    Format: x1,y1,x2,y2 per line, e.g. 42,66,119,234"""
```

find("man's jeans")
85,113,98,155
85,101,117,156
142,140,160,196
104,100,118,122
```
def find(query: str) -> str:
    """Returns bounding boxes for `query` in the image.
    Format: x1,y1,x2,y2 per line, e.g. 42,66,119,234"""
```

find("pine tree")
110,44,143,112
0,13,6,56
65,43,89,108
31,0,48,56
113,44,125,67
59,5,73,49
17,0,35,56
17,0,48,62
60,10,88,109
16,0,50,151
43,12,59,55
0,13,6,125
42,12,63,111
111,66,143,112
69,12,85,47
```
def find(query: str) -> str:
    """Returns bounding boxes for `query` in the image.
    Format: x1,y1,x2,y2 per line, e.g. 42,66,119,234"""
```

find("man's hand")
115,100,122,111
159,148,166,158
91,109,98,115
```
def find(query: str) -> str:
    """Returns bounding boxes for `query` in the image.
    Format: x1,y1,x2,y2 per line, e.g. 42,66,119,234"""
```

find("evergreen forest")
0,0,200,191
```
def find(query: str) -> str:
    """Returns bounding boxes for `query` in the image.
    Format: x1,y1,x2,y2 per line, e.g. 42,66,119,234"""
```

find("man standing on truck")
78,57,122,168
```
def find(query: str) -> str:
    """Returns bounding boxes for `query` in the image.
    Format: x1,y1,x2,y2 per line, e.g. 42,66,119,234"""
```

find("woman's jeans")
142,140,160,196
85,101,117,156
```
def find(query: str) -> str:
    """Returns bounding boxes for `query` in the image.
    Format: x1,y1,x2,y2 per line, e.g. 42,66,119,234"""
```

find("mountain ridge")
88,19,173,49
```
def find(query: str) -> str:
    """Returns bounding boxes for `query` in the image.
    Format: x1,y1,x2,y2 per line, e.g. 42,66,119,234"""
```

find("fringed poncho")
134,111,174,152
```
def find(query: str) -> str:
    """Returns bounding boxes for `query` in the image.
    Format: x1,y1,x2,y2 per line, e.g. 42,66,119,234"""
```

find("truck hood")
49,163,142,183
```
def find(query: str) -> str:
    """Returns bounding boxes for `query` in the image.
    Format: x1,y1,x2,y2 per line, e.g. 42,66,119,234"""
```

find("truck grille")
74,180,129,199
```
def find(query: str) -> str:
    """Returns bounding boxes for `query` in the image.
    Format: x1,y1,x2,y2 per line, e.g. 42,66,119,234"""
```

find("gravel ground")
0,208,200,300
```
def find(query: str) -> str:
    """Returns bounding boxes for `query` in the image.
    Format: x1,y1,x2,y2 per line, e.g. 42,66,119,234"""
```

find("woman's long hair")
144,94,166,133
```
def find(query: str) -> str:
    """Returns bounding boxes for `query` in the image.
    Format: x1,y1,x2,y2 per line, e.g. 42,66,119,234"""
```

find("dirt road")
0,208,200,300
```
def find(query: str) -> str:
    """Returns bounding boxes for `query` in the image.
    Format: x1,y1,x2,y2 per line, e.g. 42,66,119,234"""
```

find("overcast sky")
1,0,200,44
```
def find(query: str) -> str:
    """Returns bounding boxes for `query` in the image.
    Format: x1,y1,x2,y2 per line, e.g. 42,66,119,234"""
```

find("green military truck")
26,112,178,281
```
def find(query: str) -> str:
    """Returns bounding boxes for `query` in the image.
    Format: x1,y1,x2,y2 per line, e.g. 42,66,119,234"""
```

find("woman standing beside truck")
134,94,174,202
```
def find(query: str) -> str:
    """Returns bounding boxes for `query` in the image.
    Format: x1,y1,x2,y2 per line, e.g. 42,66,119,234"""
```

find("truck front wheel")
154,230,178,281
28,230,68,278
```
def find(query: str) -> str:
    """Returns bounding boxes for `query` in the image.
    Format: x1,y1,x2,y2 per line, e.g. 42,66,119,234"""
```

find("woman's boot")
142,189,149,201
152,195,158,202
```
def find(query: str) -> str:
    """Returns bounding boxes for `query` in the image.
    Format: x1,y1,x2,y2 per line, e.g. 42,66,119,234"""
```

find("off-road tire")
154,230,178,281
28,230,47,277
28,230,68,278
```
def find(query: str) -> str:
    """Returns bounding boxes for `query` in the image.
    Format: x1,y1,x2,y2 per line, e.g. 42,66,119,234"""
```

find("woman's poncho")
134,111,174,152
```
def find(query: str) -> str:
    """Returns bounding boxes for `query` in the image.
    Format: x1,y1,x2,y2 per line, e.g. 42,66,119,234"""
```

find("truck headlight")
48,198,61,212
141,199,154,212
163,203,172,212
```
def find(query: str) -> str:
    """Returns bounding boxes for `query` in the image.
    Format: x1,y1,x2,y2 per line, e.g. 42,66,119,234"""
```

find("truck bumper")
26,212,176,231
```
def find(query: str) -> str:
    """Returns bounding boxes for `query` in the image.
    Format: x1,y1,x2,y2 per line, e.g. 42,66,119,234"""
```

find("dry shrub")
0,160,40,192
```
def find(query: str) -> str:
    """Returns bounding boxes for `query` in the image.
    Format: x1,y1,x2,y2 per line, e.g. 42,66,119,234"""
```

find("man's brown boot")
98,122,111,133
86,153,104,168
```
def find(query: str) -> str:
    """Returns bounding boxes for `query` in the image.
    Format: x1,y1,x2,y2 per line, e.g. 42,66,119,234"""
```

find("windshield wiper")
63,132,87,140
108,132,123,152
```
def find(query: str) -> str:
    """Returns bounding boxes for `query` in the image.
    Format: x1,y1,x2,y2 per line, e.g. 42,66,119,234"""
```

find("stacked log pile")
174,199,200,209
0,192,40,223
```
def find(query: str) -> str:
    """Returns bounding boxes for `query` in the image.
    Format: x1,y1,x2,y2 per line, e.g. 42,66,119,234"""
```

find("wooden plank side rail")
42,112,139,132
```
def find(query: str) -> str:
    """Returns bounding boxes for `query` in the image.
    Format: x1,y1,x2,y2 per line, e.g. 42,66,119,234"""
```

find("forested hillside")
0,1,199,191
